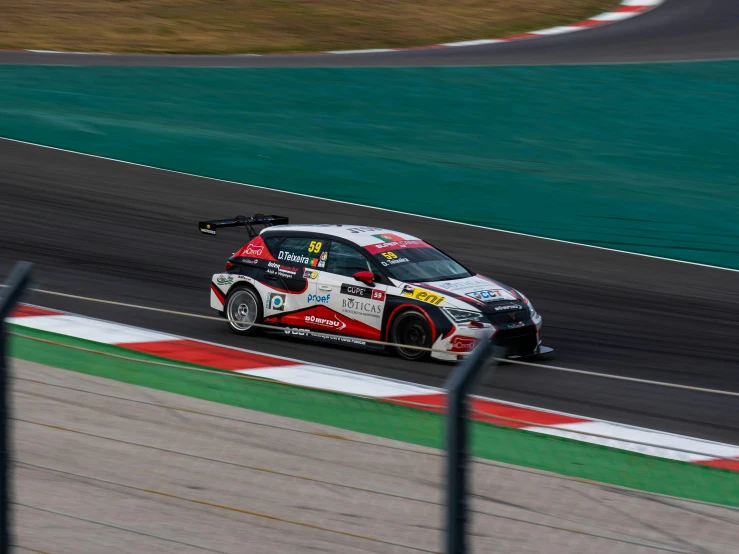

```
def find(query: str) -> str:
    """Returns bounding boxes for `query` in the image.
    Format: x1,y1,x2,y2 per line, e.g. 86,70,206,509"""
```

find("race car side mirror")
353,270,374,286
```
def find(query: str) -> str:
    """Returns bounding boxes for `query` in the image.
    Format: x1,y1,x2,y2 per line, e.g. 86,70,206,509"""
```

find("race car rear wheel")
225,286,262,336
390,310,432,361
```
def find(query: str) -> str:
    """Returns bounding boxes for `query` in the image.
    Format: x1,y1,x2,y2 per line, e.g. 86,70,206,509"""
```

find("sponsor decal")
504,321,526,329
436,280,477,291
365,240,428,255
266,293,286,311
267,261,298,278
284,327,309,336
466,289,505,303
347,226,385,234
236,237,273,260
283,327,367,346
244,244,264,256
379,252,410,267
316,252,328,268
449,335,480,352
235,274,252,281
216,275,233,285
243,258,259,265
371,290,386,301
372,232,406,242
341,297,382,318
341,284,372,298
307,293,331,304
302,269,319,279
278,251,310,265
201,228,216,235
494,304,522,311
327,335,367,346
401,287,445,305
304,314,346,331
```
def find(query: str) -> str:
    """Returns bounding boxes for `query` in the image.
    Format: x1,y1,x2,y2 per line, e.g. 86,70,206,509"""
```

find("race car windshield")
371,246,471,282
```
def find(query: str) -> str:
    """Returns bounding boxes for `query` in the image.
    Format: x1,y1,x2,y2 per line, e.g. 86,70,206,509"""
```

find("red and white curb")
8,303,739,471
6,0,665,57
336,0,666,54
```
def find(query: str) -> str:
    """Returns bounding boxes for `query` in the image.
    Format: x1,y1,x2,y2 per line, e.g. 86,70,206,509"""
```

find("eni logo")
402,287,445,305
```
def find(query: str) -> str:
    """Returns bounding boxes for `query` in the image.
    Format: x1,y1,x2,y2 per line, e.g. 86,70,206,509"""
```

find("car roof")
261,224,422,247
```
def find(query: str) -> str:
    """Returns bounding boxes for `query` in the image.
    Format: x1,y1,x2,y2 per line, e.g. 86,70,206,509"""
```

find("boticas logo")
304,314,346,331
342,298,382,314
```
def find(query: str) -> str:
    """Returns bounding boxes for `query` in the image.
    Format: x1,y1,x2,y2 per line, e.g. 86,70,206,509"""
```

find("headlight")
514,289,537,318
444,308,486,324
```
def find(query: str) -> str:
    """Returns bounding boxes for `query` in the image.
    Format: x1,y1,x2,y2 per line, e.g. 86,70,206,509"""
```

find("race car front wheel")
390,310,432,361
225,286,263,336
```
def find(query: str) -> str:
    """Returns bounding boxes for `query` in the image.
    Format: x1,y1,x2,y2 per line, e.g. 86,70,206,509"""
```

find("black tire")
224,285,263,336
390,310,433,361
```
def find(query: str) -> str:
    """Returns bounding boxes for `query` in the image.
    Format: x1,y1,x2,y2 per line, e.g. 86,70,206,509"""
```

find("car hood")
412,275,521,309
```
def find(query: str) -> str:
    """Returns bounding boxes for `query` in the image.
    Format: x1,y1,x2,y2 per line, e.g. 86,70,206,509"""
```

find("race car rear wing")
198,214,289,238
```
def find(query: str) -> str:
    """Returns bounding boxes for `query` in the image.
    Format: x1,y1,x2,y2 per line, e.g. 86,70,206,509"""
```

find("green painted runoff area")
1,63,738,268
10,325,739,507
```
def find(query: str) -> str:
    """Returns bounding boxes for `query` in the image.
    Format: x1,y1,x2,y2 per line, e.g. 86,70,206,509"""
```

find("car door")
307,240,388,341
261,235,320,322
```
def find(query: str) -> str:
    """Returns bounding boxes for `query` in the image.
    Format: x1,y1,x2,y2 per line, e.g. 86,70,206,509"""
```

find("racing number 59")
382,252,398,260
308,241,323,253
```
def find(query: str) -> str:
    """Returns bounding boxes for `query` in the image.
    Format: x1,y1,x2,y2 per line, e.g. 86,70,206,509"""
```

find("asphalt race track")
1,0,739,444
1,139,738,445
0,0,738,66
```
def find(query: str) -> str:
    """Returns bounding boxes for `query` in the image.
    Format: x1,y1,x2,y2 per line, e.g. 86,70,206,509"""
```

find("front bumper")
507,345,554,359
430,313,550,362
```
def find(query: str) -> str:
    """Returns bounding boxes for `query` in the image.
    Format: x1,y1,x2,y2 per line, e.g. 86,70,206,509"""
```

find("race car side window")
275,236,325,267
326,241,378,278
262,235,284,258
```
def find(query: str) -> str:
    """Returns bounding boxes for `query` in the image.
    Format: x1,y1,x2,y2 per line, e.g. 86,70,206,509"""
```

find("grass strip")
0,1,619,54
9,325,739,507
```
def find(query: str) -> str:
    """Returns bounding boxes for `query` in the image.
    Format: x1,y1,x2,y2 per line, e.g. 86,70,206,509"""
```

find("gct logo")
466,289,504,303
307,294,331,304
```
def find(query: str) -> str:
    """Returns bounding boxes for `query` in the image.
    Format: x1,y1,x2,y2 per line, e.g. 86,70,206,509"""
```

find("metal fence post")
444,339,500,554
0,262,33,554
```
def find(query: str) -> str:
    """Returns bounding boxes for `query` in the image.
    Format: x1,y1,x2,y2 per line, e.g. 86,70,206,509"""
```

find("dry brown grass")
0,0,621,54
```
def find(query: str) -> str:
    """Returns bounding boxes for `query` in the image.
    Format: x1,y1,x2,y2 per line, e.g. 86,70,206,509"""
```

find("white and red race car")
200,214,551,361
